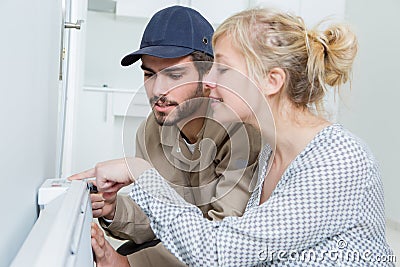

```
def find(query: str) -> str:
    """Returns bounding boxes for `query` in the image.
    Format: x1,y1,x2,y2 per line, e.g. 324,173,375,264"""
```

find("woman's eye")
217,68,229,74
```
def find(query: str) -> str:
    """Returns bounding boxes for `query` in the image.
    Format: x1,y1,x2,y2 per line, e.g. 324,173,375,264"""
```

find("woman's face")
205,35,266,126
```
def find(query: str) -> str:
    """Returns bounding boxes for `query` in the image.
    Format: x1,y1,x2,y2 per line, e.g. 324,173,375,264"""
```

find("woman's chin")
212,111,242,124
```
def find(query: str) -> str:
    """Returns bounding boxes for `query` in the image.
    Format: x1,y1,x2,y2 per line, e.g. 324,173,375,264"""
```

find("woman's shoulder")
307,123,378,168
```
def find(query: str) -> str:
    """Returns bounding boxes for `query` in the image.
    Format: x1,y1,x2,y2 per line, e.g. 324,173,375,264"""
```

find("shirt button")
177,147,181,153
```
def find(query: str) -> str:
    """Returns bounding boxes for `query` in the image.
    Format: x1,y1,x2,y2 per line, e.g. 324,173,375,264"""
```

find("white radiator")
11,179,94,267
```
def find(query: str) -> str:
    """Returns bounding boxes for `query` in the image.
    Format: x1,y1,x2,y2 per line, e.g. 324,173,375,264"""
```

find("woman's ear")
264,68,285,96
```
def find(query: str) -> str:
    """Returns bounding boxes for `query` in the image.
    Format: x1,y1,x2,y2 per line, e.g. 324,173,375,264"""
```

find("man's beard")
150,84,204,126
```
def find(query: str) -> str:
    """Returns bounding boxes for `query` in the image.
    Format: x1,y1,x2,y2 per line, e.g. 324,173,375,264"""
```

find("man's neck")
178,116,205,144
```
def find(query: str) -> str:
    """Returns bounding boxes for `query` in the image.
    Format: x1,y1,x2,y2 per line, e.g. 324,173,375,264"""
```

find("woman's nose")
204,69,217,89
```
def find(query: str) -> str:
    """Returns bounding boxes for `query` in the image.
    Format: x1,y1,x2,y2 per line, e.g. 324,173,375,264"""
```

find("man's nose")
151,75,167,96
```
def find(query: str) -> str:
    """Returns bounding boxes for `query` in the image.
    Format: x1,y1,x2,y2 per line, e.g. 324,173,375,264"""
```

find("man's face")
141,55,205,126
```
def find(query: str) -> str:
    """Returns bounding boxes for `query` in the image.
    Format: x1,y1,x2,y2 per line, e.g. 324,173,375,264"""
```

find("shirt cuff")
102,217,113,224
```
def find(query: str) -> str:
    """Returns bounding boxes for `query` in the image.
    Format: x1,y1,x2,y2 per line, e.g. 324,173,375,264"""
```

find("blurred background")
1,0,399,266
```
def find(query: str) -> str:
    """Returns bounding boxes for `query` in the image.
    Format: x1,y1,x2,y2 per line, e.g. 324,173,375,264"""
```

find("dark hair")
190,51,214,79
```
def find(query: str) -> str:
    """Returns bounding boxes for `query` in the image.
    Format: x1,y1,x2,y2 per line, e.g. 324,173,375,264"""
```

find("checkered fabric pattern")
130,124,394,266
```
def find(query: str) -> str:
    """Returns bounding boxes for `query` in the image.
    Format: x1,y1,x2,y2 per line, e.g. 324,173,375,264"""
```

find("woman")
73,8,394,266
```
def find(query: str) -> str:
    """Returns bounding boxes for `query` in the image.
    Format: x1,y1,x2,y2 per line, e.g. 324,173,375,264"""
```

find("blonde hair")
213,8,358,114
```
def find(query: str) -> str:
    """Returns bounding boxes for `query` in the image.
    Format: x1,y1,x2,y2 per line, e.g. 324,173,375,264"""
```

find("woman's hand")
69,157,152,193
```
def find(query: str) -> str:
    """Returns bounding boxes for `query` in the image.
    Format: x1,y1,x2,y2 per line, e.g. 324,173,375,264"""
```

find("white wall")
0,1,61,266
339,0,400,224
84,12,147,90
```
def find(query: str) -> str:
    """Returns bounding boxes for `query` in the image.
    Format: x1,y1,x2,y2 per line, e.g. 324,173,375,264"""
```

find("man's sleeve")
135,119,148,159
99,194,155,244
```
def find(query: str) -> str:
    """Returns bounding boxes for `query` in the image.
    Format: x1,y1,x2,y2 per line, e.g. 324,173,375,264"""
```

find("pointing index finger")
68,168,96,181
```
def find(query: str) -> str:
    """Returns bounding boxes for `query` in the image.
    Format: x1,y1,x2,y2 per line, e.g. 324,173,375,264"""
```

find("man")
88,5,261,267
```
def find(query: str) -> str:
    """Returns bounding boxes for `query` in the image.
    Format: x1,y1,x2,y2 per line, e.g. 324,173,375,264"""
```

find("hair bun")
322,25,358,87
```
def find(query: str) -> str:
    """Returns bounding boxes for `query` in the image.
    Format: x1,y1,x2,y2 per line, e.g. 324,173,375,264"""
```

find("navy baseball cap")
121,5,214,66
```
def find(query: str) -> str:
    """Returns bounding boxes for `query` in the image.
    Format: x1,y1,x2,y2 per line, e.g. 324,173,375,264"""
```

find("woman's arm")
130,155,370,267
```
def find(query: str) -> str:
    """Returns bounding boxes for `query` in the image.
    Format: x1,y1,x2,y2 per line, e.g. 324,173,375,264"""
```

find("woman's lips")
209,97,223,108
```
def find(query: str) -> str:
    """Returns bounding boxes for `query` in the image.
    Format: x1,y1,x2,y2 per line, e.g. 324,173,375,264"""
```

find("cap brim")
121,46,194,66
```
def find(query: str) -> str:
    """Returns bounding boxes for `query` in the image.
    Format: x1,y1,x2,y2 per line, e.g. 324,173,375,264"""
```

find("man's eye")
144,72,154,78
169,73,183,80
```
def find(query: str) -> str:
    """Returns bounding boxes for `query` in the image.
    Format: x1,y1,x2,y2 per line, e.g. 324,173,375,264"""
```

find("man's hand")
91,223,130,267
91,192,117,219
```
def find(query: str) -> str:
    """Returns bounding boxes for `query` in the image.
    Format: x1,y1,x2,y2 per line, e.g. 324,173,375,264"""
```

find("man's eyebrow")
162,66,188,73
140,65,155,73
140,65,188,74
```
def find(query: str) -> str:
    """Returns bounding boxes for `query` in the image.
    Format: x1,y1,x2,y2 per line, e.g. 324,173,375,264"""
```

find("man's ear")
264,68,285,96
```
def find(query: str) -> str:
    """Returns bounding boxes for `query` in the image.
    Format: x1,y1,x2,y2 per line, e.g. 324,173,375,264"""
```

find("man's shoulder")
137,113,160,133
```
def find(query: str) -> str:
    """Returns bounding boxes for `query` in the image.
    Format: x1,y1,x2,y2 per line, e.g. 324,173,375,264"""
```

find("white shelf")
82,85,150,118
